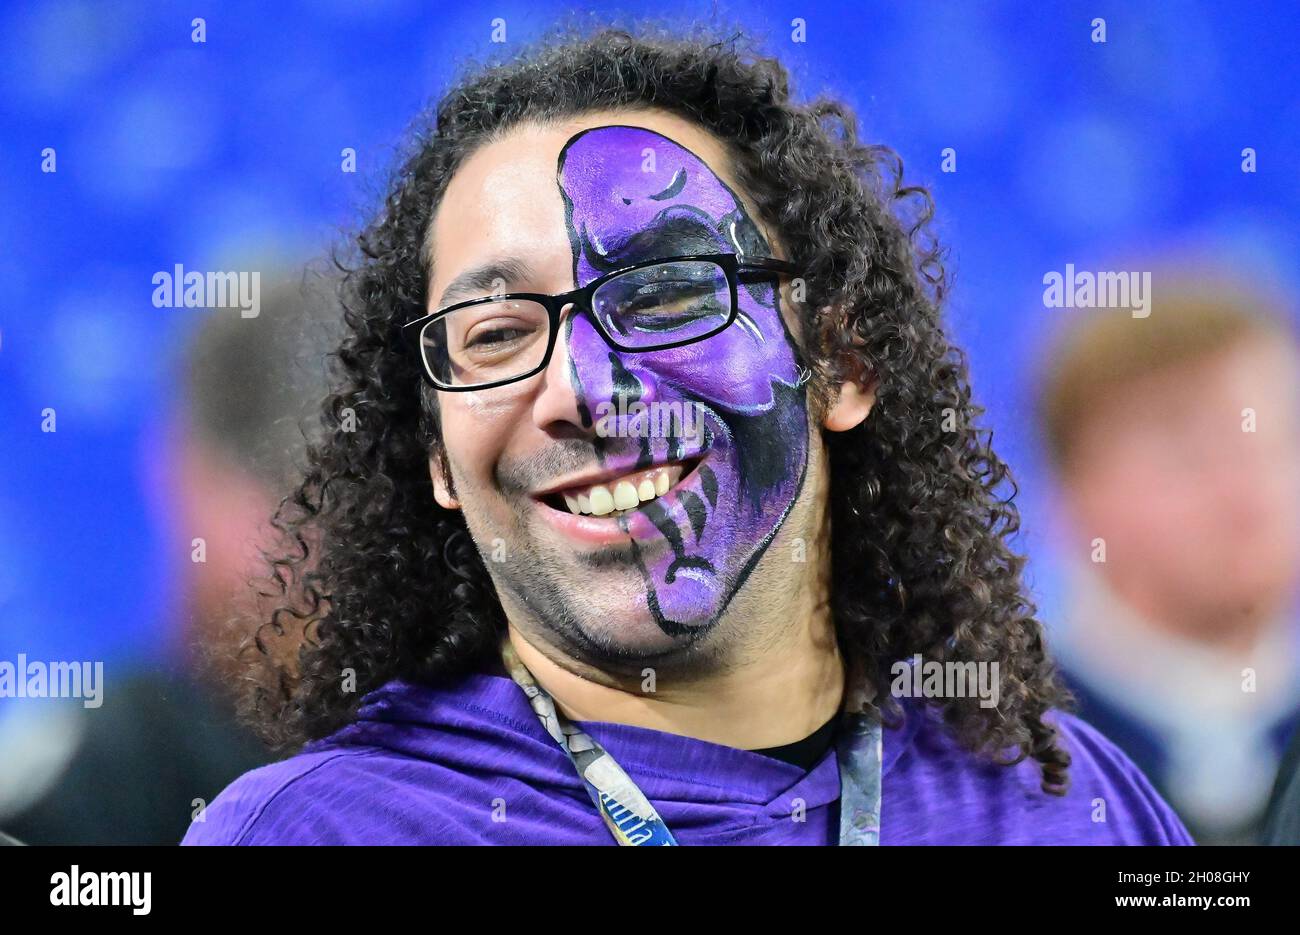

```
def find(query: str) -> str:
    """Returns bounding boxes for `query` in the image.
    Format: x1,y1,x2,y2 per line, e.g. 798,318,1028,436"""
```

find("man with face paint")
185,30,1192,846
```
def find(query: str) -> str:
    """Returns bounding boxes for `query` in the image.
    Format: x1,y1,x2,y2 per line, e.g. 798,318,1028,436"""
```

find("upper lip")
530,451,705,499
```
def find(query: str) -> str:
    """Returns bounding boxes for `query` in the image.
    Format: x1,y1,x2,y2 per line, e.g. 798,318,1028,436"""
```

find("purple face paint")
555,125,809,636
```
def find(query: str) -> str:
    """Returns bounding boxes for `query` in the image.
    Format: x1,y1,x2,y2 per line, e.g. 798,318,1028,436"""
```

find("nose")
530,303,659,436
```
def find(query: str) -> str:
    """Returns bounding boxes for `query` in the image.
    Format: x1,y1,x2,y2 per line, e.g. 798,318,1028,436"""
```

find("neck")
506,609,846,751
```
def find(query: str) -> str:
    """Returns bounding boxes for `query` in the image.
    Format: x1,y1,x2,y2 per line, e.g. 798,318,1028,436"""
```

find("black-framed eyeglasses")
402,252,799,391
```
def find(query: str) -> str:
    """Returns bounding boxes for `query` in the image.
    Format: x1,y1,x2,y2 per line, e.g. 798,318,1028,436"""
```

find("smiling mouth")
537,455,703,518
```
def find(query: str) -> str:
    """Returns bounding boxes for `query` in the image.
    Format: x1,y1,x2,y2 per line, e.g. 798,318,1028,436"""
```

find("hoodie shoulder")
181,747,380,845
883,701,1195,845
182,746,473,845
180,741,499,845
1048,709,1196,844
179,674,587,845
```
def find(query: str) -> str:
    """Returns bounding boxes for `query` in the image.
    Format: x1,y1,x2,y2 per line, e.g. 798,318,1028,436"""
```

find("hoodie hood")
183,663,1194,845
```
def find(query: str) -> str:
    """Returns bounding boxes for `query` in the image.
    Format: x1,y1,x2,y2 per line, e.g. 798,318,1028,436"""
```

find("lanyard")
500,636,882,846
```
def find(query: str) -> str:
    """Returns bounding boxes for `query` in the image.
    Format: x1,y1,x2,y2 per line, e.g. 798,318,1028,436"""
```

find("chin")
575,608,707,661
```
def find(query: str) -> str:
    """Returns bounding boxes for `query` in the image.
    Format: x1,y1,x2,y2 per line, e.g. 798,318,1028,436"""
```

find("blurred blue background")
2,0,1298,668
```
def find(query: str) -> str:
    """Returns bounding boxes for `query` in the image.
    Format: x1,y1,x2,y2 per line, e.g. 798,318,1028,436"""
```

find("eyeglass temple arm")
736,257,799,281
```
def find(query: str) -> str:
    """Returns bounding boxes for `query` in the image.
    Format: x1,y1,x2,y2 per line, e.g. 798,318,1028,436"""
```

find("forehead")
424,109,766,307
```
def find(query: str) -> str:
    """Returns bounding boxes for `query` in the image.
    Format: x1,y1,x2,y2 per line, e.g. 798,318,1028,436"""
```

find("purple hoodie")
182,671,1194,845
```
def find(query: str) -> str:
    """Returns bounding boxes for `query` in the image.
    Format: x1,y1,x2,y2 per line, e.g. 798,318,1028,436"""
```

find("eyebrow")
436,257,539,308
595,214,720,269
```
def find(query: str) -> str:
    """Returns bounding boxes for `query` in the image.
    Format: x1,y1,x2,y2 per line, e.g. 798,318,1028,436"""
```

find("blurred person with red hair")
1041,273,1300,844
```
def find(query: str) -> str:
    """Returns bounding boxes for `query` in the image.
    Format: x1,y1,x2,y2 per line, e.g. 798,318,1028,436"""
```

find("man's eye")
625,294,722,329
465,326,529,349
628,311,708,333
626,283,718,312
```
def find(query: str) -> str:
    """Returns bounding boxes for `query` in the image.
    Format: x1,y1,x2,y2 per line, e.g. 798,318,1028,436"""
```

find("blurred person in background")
0,274,334,844
1040,274,1300,844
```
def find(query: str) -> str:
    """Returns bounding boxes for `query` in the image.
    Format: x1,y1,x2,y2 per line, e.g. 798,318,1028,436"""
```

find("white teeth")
552,466,685,517
613,480,639,510
588,486,615,516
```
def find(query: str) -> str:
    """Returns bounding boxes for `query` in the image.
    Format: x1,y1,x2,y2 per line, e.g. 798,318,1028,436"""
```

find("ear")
822,344,877,433
429,449,460,510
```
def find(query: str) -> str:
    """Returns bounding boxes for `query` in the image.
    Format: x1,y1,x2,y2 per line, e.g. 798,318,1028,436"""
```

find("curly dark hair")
237,22,1073,793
